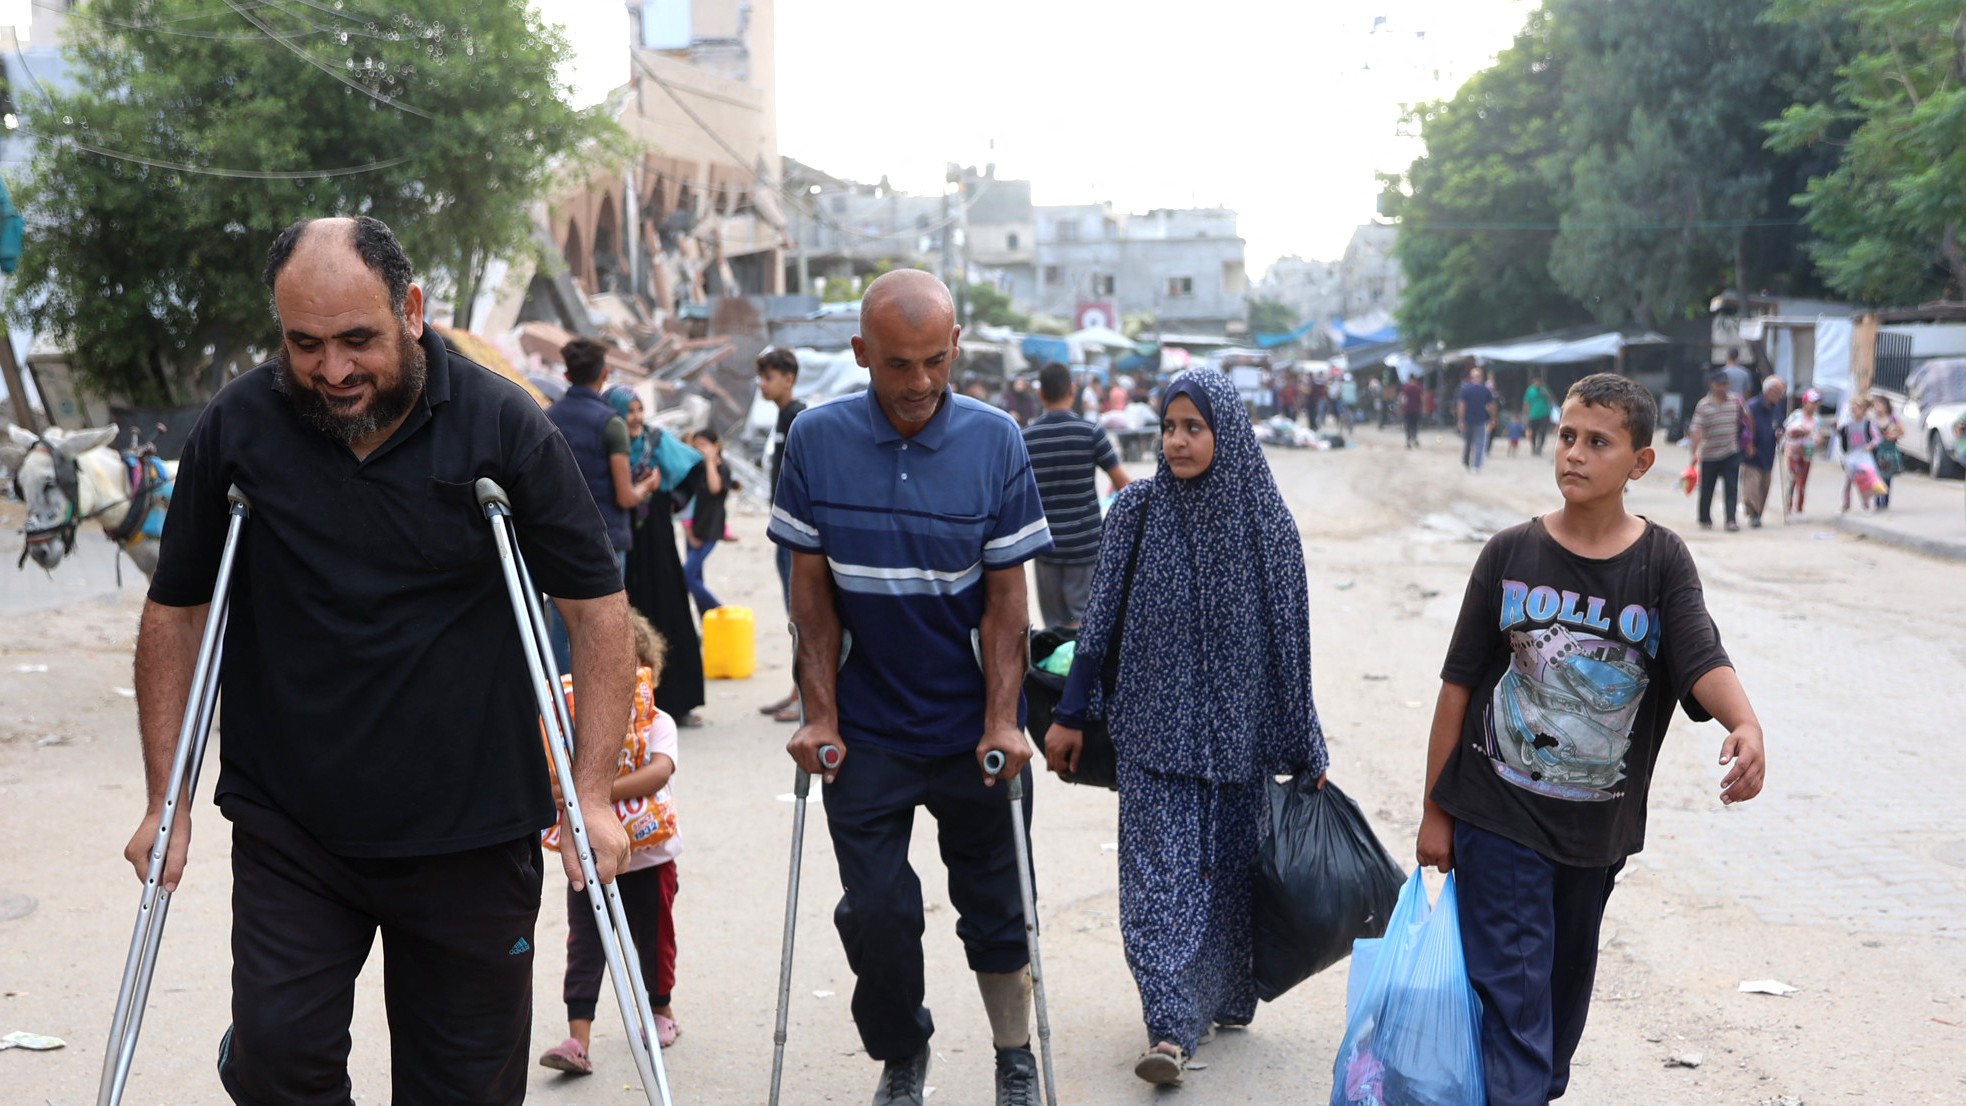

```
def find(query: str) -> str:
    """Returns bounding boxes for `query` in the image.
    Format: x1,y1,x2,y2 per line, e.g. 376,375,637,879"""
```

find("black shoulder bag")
1022,508,1146,791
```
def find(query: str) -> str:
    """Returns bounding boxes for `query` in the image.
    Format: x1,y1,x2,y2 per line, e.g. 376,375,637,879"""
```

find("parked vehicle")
1890,359,1966,479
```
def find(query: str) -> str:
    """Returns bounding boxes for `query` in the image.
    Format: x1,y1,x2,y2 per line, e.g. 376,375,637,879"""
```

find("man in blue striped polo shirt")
770,269,1052,1106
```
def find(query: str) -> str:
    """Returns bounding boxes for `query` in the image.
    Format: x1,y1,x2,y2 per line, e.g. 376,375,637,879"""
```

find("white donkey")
5,423,177,580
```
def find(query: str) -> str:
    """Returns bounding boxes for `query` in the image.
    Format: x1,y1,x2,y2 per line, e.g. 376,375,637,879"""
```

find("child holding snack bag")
539,611,684,1075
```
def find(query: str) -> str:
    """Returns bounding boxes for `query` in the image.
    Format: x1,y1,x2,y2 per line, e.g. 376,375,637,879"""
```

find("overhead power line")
628,51,990,245
217,0,435,119
65,137,413,179
7,40,411,180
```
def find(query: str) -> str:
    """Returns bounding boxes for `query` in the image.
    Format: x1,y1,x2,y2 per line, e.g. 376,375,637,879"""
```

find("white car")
1887,359,1966,479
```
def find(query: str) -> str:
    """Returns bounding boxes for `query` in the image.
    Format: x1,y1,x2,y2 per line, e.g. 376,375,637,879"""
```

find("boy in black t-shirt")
1416,373,1767,1106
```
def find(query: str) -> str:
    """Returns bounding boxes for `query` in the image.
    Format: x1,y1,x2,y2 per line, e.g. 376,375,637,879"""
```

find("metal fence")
1874,331,1915,392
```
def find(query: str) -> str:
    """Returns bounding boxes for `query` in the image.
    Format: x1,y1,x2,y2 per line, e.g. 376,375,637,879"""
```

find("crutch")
475,478,672,1106
984,748,1060,1106
769,621,841,1106
98,485,249,1106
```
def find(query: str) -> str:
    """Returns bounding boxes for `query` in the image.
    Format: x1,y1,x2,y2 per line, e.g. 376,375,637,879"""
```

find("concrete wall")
1028,204,1247,334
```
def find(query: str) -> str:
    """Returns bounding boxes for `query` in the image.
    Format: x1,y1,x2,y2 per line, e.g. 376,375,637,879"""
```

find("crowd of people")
1686,351,1908,530
125,219,1768,1106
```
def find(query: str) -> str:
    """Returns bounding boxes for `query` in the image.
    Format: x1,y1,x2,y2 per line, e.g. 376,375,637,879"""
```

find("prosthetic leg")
984,748,1060,1106
476,479,673,1106
98,486,249,1106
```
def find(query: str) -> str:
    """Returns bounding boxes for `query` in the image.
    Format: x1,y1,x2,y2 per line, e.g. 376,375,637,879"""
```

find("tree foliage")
966,280,1029,330
1388,9,1588,350
8,0,620,403
1389,0,1852,344
1246,296,1298,336
1544,0,1845,326
1766,0,1966,303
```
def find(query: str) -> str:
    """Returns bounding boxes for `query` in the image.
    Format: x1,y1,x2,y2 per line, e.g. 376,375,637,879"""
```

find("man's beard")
275,327,428,446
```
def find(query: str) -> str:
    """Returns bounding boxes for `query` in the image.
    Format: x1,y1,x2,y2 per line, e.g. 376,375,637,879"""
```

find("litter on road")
1739,979,1799,996
0,1031,65,1050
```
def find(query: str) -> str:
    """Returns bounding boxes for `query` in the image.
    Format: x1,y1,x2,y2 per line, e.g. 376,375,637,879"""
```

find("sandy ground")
2,420,1964,1106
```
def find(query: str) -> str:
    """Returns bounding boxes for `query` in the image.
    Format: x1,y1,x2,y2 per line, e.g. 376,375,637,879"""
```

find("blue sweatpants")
1453,822,1622,1106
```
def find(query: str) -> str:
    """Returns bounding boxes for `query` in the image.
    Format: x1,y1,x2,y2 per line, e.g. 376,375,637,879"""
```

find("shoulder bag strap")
1099,501,1149,700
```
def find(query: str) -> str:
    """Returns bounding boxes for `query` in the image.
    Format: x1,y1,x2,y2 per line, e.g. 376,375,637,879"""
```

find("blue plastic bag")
1329,869,1484,1106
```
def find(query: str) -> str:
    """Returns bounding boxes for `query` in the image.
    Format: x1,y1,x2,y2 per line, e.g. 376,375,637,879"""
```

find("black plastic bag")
1252,776,1405,1002
1022,627,1119,791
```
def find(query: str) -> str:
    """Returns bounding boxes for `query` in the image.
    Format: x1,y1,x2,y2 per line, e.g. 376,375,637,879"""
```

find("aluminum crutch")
475,478,672,1106
769,621,841,1106
99,485,250,1106
985,748,1060,1106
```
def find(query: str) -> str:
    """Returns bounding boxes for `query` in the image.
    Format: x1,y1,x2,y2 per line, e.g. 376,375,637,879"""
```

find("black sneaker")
995,1045,1039,1106
872,1045,930,1106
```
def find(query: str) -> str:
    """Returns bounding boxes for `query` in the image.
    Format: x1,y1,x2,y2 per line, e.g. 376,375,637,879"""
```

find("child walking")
1416,373,1767,1106
540,611,685,1075
681,428,738,617
1506,410,1527,456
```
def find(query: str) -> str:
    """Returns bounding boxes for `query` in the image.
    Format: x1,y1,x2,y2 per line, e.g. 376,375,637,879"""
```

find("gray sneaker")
872,1044,930,1106
995,1045,1039,1106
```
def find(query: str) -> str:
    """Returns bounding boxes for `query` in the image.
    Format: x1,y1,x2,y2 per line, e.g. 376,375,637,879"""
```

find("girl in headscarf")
1045,368,1330,1083
606,386,707,725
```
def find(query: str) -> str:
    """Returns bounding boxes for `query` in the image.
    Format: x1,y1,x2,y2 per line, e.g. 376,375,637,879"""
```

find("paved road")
2,422,1962,1105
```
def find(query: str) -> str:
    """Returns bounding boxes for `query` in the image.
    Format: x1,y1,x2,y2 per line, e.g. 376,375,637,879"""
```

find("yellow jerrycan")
701,605,757,679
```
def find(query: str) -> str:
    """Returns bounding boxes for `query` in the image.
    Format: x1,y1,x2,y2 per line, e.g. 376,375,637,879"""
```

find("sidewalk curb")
1831,513,1966,561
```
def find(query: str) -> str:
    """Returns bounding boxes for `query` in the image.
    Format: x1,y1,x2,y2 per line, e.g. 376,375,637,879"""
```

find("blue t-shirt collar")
865,386,955,450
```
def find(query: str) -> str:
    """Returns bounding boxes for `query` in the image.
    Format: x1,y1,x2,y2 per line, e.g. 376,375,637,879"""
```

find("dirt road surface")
3,420,1963,1105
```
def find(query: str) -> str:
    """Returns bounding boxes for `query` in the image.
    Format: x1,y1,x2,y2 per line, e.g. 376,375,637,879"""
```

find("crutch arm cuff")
474,477,513,513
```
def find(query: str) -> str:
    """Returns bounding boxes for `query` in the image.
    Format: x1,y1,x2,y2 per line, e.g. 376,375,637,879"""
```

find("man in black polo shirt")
130,216,633,1106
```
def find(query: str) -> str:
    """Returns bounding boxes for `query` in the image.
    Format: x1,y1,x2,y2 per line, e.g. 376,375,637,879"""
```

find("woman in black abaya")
608,387,705,725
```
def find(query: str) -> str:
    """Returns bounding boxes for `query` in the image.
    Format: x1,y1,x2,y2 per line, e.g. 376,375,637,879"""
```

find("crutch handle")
818,744,843,771
225,484,251,513
983,749,1007,776
474,477,513,512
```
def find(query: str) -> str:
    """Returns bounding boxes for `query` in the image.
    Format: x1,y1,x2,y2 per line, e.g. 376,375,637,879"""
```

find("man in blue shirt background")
770,269,1052,1106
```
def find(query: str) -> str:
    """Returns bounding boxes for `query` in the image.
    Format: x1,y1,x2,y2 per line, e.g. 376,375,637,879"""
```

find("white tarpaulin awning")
1455,331,1669,365
1069,325,1137,350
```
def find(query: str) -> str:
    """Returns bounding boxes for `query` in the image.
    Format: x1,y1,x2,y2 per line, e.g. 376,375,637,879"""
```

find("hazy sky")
5,0,1537,274
563,0,1539,273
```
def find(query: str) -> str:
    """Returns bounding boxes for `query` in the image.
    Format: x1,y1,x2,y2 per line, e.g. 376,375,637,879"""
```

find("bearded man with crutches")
770,269,1058,1106
120,216,634,1106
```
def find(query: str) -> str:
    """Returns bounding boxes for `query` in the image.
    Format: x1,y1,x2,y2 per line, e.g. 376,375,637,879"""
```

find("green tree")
8,0,619,402
1766,0,1965,303
1246,297,1298,336
1545,0,1846,325
966,280,1029,329
1388,8,1589,349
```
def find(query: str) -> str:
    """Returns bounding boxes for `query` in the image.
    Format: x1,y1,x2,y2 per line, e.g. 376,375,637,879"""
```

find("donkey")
6,423,177,580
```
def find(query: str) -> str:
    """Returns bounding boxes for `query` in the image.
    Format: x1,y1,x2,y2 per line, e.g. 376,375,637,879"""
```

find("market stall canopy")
1454,330,1668,365
1069,325,1138,350
1021,334,1074,366
1255,319,1320,349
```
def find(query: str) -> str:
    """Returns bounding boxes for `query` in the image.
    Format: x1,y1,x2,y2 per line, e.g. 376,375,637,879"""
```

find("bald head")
264,215,415,313
860,268,954,332
853,269,960,436
1762,376,1787,399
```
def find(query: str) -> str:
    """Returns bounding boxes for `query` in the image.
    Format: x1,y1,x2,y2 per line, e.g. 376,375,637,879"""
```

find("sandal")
1133,1042,1185,1085
538,1037,593,1075
655,1014,681,1048
772,704,802,723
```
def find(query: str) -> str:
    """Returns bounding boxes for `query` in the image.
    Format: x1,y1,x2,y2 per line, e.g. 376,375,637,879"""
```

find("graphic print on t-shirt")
1484,580,1659,802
